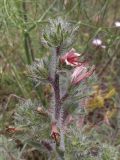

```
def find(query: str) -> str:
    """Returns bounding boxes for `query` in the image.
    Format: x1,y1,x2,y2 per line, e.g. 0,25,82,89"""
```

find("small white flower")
92,38,106,49
115,21,120,27
92,38,102,46
101,45,106,49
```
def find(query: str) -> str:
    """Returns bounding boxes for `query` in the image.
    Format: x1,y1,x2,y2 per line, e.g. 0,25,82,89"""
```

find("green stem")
23,32,32,64
22,0,35,64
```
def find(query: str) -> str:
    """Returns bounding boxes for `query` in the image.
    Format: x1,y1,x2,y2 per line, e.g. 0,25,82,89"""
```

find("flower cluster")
60,48,81,66
60,48,95,85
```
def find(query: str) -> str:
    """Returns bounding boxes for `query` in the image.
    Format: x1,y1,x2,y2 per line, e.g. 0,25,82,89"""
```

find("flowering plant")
25,18,96,157
13,18,113,160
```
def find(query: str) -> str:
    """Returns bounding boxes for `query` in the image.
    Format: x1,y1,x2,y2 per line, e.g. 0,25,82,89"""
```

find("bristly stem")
54,46,61,120
49,46,61,120
54,73,61,120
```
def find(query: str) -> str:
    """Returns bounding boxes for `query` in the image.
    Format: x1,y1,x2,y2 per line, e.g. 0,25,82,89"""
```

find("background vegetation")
0,0,120,159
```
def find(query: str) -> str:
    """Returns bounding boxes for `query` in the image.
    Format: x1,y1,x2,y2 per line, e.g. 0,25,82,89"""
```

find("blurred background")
0,0,120,159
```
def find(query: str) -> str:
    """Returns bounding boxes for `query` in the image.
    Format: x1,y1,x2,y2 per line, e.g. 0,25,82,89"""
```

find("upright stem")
49,47,61,120
24,32,32,64
54,73,61,120
55,47,61,120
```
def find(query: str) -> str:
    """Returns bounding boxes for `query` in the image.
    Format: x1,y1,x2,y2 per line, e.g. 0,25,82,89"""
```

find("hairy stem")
54,47,61,120
49,47,61,120
54,73,61,120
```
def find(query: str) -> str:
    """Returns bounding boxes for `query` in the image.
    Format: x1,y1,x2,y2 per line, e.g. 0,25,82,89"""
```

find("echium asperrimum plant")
27,18,95,156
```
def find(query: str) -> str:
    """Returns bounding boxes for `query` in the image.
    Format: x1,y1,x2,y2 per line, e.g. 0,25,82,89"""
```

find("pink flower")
51,122,60,142
60,48,80,66
71,64,95,85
